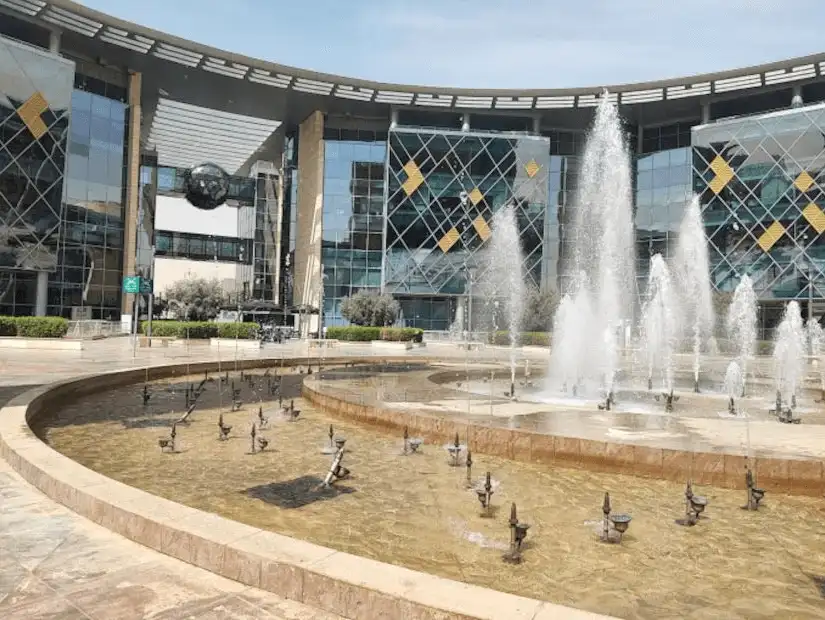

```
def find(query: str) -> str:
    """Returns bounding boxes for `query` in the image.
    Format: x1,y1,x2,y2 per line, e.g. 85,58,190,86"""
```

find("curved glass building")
2,0,825,334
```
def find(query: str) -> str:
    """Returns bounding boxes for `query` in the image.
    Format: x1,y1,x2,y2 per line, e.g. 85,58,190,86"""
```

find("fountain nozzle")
503,502,529,564
742,466,765,511
600,491,631,543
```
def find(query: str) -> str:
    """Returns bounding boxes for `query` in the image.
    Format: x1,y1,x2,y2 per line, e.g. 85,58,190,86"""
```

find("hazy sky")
77,0,824,89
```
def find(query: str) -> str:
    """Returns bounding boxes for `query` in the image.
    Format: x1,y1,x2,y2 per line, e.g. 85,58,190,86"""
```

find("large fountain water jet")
551,93,634,396
807,319,824,395
549,277,595,393
673,196,714,391
726,276,758,396
773,301,806,407
641,254,679,393
723,361,743,416
487,204,525,396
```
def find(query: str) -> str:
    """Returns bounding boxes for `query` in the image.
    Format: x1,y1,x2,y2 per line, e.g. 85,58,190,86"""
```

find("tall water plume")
773,301,806,403
641,254,679,392
549,277,594,392
726,275,758,394
673,196,714,389
723,361,744,403
487,204,525,378
552,93,634,394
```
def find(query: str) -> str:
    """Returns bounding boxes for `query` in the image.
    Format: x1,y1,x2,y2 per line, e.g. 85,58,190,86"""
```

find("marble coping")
0,356,614,620
302,381,825,498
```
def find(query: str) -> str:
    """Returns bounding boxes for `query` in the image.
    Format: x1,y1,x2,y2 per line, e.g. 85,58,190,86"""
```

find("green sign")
122,276,140,293
140,278,153,294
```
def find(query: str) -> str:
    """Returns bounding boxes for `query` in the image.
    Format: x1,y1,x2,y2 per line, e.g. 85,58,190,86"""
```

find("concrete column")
532,116,541,135
121,71,141,318
48,30,61,54
701,102,711,124
390,108,399,130
294,111,325,337
636,124,644,154
461,113,470,132
35,271,48,316
792,85,804,108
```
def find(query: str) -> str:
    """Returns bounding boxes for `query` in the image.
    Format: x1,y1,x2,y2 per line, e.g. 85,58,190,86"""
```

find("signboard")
123,276,153,295
122,276,140,293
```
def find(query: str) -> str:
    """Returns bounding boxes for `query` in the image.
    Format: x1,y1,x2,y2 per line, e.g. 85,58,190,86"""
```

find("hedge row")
0,316,69,338
139,320,260,339
326,326,424,342
490,331,550,347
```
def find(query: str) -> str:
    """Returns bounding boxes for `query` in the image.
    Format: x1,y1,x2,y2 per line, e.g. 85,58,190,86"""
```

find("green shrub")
140,320,219,339
490,331,550,347
0,316,69,338
380,327,423,342
0,316,15,337
216,322,260,339
325,326,381,341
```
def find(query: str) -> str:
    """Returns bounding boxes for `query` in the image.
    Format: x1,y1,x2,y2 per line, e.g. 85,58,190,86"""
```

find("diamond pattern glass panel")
385,128,550,297
693,102,825,301
0,37,72,274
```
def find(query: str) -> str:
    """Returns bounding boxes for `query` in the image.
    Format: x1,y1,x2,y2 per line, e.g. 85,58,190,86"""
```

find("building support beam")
48,30,60,54
35,271,48,316
121,71,141,318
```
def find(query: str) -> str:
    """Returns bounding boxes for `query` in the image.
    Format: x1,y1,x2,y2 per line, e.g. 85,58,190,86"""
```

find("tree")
520,287,559,332
340,291,400,327
164,277,226,321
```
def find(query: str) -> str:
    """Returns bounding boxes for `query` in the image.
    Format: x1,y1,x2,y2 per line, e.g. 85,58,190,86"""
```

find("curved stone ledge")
0,357,612,620
301,379,825,498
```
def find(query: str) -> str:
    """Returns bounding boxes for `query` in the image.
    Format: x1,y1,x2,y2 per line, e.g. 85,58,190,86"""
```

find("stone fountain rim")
0,356,614,620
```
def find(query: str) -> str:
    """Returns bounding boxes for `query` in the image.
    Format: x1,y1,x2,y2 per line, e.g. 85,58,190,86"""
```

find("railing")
67,320,127,339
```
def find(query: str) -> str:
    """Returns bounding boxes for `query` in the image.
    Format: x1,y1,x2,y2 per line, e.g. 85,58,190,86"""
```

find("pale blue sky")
78,0,823,89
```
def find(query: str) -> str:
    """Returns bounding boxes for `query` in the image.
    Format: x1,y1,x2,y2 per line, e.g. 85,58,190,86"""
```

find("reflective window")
154,230,251,264
321,136,386,326
693,102,825,309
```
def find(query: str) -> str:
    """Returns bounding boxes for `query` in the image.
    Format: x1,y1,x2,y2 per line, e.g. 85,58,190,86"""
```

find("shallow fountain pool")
37,370,825,620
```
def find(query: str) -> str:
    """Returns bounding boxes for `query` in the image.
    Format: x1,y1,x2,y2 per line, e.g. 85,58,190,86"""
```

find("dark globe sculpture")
184,163,230,210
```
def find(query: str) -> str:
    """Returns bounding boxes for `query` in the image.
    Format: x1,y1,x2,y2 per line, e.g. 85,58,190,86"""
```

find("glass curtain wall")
385,127,550,330
58,86,127,319
693,103,825,316
0,36,72,315
321,128,386,327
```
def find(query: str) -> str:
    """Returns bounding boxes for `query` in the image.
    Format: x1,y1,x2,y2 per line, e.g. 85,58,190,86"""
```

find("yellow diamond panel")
707,155,735,195
757,221,785,252
473,215,491,242
438,227,460,253
468,187,483,206
795,170,815,193
401,160,424,196
525,159,541,178
803,202,825,234
17,91,48,139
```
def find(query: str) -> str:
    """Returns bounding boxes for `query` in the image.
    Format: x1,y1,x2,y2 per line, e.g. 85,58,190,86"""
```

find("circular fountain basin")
28,365,825,620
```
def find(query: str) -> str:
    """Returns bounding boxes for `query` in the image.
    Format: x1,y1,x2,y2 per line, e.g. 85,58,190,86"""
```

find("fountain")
723,361,743,416
676,481,708,526
551,93,634,398
142,384,151,406
742,465,765,511
502,503,530,564
445,432,465,466
158,422,176,453
322,440,351,487
217,413,231,440
726,275,758,396
548,280,594,395
600,492,632,543
401,426,422,455
486,204,525,398
772,301,805,422
673,196,715,392
641,254,679,396
808,319,825,401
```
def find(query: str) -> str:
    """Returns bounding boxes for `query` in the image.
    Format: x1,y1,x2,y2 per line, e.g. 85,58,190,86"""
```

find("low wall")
0,356,610,620
0,337,84,350
302,381,825,498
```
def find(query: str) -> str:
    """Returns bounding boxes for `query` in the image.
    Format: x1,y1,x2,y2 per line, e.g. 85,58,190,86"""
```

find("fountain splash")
552,93,634,395
548,276,594,394
487,204,525,391
726,275,758,395
773,301,806,406
807,318,824,391
673,196,714,391
641,254,679,393
723,361,743,416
